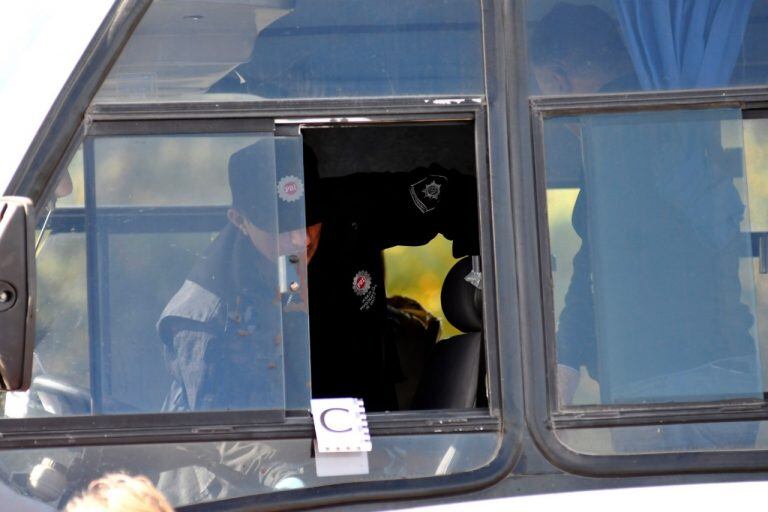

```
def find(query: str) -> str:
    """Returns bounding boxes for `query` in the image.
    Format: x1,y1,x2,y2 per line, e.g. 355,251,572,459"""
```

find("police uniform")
309,164,478,411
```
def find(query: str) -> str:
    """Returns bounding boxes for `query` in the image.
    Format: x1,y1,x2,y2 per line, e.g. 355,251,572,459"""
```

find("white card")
313,440,370,477
310,398,372,453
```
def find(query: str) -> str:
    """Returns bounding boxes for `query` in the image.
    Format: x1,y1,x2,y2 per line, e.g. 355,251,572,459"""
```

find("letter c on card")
320,408,352,433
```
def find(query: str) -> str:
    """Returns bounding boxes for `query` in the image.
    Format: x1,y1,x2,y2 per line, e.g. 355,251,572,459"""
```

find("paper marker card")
313,440,369,477
311,398,372,453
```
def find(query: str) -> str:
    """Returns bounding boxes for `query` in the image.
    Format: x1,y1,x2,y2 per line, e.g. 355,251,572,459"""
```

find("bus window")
545,108,762,412
0,0,501,505
95,0,483,103
527,1,768,96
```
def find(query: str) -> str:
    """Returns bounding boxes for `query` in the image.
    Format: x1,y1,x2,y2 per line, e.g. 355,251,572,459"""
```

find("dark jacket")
308,165,477,411
158,224,285,412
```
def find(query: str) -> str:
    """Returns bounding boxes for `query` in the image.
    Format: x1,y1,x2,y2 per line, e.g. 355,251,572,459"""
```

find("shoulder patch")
409,174,447,213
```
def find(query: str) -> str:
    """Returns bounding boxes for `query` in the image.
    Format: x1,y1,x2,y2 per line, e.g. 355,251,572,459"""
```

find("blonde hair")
65,473,174,512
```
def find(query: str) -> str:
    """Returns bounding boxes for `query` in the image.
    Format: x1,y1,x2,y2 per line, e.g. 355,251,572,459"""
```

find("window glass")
4,133,314,417
93,135,236,206
544,108,764,408
94,0,484,103
0,432,498,509
556,420,768,455
745,118,768,233
527,1,768,96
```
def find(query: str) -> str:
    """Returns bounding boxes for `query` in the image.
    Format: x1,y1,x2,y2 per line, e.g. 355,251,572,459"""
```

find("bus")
2,0,768,510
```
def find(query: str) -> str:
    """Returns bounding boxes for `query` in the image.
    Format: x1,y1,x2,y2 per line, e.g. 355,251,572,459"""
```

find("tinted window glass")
556,420,768,454
0,433,498,508
4,133,314,417
544,108,764,407
95,0,484,103
527,1,768,96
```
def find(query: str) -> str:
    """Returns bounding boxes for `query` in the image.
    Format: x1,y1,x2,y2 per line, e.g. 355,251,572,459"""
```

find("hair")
530,3,631,74
65,473,174,512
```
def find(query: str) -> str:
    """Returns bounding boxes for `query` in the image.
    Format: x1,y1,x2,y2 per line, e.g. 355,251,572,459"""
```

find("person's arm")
161,321,218,412
555,191,598,405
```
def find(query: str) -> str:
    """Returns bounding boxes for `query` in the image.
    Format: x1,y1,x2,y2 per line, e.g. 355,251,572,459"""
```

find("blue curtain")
613,0,754,90
611,0,755,249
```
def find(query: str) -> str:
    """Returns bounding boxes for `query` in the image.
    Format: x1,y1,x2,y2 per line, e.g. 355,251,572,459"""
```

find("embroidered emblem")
422,180,442,200
352,270,377,310
352,270,372,296
409,175,447,214
359,284,377,311
277,175,304,202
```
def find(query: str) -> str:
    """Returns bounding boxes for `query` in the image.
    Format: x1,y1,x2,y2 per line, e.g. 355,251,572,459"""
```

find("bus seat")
412,257,483,410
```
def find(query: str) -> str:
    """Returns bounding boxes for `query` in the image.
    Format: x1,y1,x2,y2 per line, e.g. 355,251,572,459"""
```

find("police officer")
309,159,478,411
158,138,321,413
156,138,318,500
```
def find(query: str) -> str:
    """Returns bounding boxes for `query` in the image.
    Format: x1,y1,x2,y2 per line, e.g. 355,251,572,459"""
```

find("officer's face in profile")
227,208,322,263
276,222,322,262
304,223,322,262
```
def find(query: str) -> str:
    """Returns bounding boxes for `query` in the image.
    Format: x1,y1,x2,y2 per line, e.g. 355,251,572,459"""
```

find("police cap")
228,139,322,232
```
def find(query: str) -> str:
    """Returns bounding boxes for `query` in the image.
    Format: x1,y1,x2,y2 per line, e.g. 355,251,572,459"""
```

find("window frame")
3,99,501,447
526,85,768,475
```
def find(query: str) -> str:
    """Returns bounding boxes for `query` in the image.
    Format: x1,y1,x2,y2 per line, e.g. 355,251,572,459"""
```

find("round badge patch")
352,270,372,296
277,175,304,203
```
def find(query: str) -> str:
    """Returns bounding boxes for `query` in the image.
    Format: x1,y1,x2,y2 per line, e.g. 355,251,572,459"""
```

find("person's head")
227,139,323,262
64,473,174,512
530,3,632,94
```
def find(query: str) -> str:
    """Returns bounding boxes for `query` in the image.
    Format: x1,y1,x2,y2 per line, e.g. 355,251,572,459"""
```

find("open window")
302,122,485,412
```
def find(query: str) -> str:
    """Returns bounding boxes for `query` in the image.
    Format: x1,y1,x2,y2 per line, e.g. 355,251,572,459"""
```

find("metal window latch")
279,254,301,293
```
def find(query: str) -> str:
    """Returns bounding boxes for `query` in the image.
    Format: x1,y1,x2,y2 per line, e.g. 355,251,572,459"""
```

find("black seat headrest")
441,257,482,333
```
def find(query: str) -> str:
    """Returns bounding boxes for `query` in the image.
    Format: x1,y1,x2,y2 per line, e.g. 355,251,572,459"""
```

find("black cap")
228,139,322,232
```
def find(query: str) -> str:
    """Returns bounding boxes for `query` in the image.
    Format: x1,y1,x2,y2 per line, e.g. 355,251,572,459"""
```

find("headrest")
441,257,482,333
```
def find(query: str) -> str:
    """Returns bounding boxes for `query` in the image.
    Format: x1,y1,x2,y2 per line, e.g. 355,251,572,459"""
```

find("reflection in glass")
556,420,768,455
93,135,241,206
545,109,763,407
0,433,498,508
6,133,316,418
745,117,768,394
527,1,764,96
96,0,484,103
